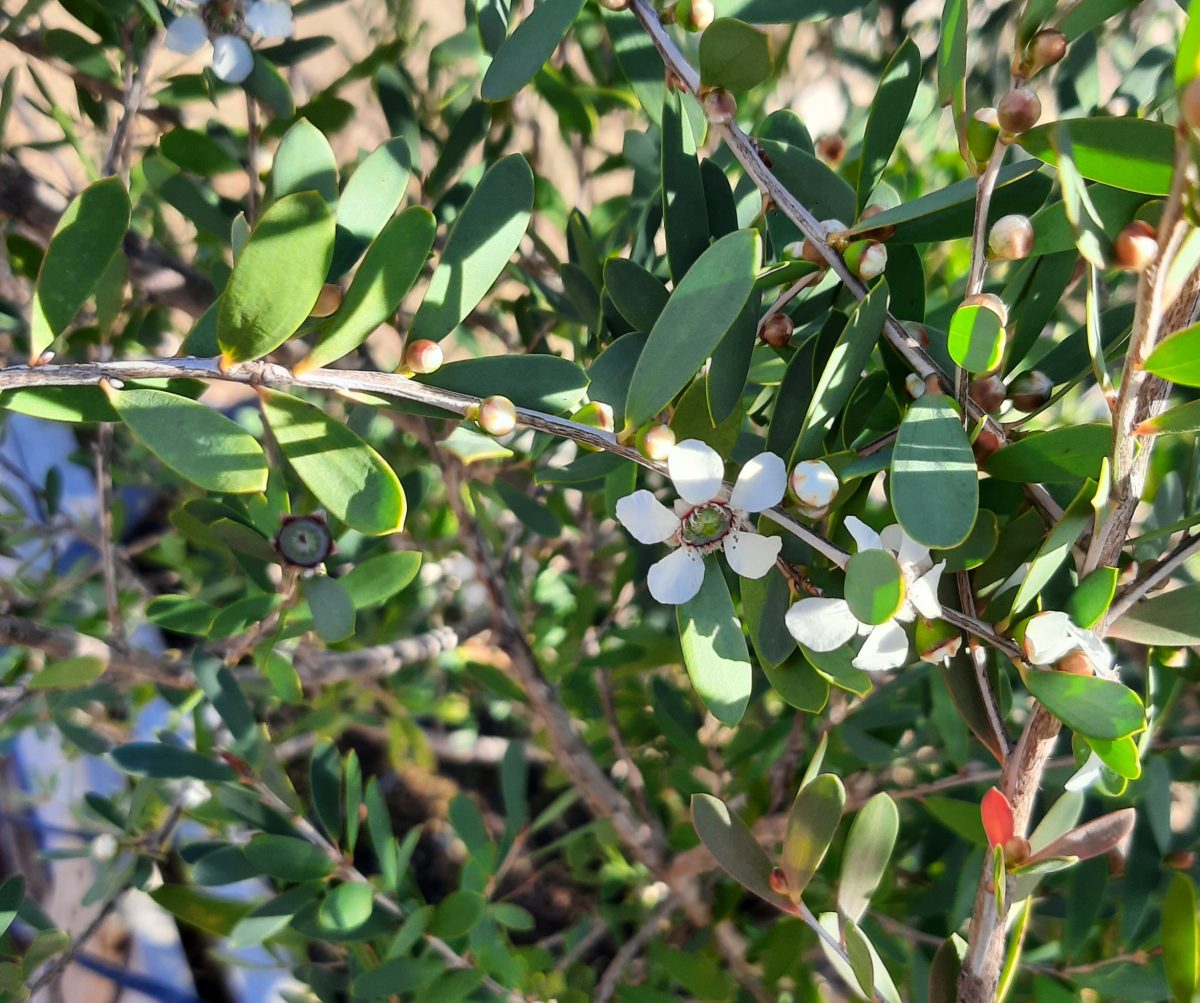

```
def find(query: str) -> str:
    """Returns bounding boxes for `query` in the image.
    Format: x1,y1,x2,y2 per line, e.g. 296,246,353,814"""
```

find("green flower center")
680,502,732,547
844,549,906,625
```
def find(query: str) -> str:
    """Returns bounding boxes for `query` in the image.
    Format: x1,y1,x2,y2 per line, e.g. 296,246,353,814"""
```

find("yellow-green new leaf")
259,389,405,535
1163,873,1199,1003
838,792,899,923
1144,322,1200,387
782,773,845,899
106,386,268,494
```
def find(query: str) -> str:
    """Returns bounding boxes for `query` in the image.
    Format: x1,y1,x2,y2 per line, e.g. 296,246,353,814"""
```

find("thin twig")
1105,532,1200,628
102,29,160,179
594,897,676,1003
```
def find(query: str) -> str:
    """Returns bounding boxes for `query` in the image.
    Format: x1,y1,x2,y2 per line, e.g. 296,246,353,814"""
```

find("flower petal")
164,14,208,54
668,438,725,505
1065,752,1105,792
211,34,255,82
245,0,295,38
908,562,945,619
729,452,786,513
1022,611,1077,666
844,515,882,553
1074,628,1118,680
647,547,706,605
881,523,932,574
615,490,680,545
723,530,782,579
853,620,909,671
785,598,860,652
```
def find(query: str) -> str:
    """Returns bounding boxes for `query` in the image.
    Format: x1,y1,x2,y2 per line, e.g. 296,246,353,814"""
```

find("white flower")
615,439,786,605
1065,752,1105,792
165,1,294,84
784,516,945,672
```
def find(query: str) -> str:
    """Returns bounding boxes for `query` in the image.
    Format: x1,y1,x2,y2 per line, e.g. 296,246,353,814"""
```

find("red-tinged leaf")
1024,808,1136,867
981,787,1015,848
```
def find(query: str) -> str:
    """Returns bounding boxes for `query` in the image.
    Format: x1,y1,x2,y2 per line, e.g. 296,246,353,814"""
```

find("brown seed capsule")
858,203,897,242
1167,850,1196,870
988,214,1035,261
969,374,1008,413
972,424,1005,462
962,292,1009,326
1182,78,1200,131
701,87,737,125
674,0,714,31
816,134,846,166
1031,29,1068,70
310,283,343,318
637,422,676,461
1007,369,1054,412
997,86,1042,134
478,395,517,436
404,338,444,375
1113,220,1159,272
759,312,794,348
1057,649,1095,676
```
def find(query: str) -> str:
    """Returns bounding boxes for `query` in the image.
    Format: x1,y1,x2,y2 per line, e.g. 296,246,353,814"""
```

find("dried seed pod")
988,214,1035,261
478,395,518,436
274,514,334,569
1057,649,1095,676
816,134,846,165
404,338,444,375
972,423,1005,462
1113,220,1158,272
1030,29,1068,70
759,312,794,348
1008,370,1053,412
997,86,1042,134
969,374,1008,413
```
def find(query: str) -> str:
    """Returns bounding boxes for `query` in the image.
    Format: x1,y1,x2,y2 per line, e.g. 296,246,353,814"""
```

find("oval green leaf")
328,137,412,279
418,354,589,414
838,792,899,923
1018,117,1176,196
983,424,1111,483
691,793,790,907
1107,582,1200,646
481,0,585,102
110,742,237,782
268,118,338,205
318,883,374,933
699,18,774,92
948,303,1005,373
677,561,753,726
1144,321,1200,387
1024,671,1145,740
1163,873,1200,1003
782,773,845,898
303,574,355,643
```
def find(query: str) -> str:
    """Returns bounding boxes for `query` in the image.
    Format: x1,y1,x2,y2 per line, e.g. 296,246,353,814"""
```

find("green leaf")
149,885,252,938
1053,125,1112,267
857,37,920,210
603,259,669,332
106,386,268,493
228,884,319,948
1030,184,1149,258
243,834,335,882
341,551,422,608
1087,734,1142,780
936,0,967,157
838,793,899,923
30,176,131,360
328,137,413,279
259,388,406,535
1179,0,1200,86
1134,399,1200,436
690,793,789,907
218,192,336,363
1011,480,1094,615
418,354,589,414
1163,873,1200,1003
353,957,444,999
677,561,753,726
760,139,857,248
937,508,998,572
429,890,486,939
111,742,237,782
1025,672,1145,740
160,127,242,176
319,883,374,933
947,303,1005,373
1144,322,1200,386
269,118,338,205
890,393,978,549
983,424,1111,483
661,91,709,282
304,574,356,642
928,935,967,1003
0,386,118,423
844,919,876,999
763,654,831,712
300,206,435,371
481,0,585,102
741,566,796,668
782,773,845,898
699,18,773,92
1066,566,1118,629
1019,118,1177,196
29,656,105,690
794,280,889,461
0,877,24,940
626,229,760,426
410,155,534,342
1108,582,1200,645
246,54,294,118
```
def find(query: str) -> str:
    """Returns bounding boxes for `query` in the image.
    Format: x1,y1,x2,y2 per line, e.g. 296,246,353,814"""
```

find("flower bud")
769,866,790,897
1030,29,1068,70
843,240,888,280
969,374,1007,413
274,513,334,568
91,833,119,862
673,0,714,31
404,338,444,375
1003,835,1031,866
1007,369,1053,412
916,618,962,664
598,0,629,8
759,313,794,348
988,214,1035,261
789,459,839,513
902,321,930,348
636,422,676,461
701,88,736,125
782,240,807,260
1057,649,1095,676
1113,220,1158,272
1182,78,1200,131
309,283,343,318
972,423,1005,462
968,107,1001,164
572,402,615,451
800,219,847,265
816,134,846,166
997,86,1042,134
962,292,1009,326
478,395,517,436
857,203,897,242
904,373,927,399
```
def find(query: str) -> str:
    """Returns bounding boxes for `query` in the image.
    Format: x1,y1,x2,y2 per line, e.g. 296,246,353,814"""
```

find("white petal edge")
723,530,782,579
853,620,909,672
615,490,680,545
647,547,706,605
1074,628,1118,679
668,438,725,505
164,14,208,54
729,452,786,513
844,515,882,553
1023,611,1078,665
882,523,932,575
245,0,295,38
785,597,860,652
1065,752,1105,792
211,34,255,83
908,562,945,619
